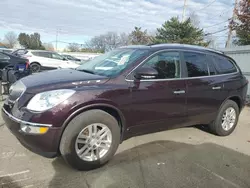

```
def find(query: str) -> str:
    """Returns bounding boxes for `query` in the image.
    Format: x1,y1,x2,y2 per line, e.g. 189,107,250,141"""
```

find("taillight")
26,60,30,69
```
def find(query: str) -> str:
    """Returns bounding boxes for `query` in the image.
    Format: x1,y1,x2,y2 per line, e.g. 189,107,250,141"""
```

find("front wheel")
59,110,121,170
209,100,239,136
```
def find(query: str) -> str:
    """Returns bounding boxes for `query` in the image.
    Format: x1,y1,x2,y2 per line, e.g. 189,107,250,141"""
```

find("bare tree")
43,43,55,51
4,32,17,48
87,32,130,52
119,32,130,46
129,27,152,45
67,43,80,52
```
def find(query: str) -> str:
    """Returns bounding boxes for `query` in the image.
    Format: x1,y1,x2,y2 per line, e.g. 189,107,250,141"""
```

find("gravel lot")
0,105,250,188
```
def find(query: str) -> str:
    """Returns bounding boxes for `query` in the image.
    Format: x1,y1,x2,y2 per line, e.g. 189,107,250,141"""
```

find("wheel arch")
30,61,41,65
221,95,243,112
60,103,127,146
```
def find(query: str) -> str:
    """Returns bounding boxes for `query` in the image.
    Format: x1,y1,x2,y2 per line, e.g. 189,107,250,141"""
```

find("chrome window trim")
2,107,52,127
125,49,239,82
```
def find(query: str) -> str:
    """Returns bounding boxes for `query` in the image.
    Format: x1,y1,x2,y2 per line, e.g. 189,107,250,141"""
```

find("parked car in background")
61,52,100,61
0,48,14,53
12,49,79,73
0,51,30,78
60,54,82,63
2,44,248,171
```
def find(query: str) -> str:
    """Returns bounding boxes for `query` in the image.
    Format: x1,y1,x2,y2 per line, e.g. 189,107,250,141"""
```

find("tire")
59,109,120,171
209,100,239,136
30,62,41,73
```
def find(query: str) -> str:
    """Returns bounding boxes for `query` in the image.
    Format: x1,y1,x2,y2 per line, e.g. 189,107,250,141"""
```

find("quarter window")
184,52,208,77
141,51,181,79
213,56,237,74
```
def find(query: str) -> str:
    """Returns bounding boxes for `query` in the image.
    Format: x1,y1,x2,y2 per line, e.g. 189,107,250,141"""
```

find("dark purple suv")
2,44,248,170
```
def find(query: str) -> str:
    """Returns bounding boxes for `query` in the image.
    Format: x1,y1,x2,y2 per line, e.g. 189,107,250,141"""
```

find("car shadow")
48,140,250,188
193,124,211,134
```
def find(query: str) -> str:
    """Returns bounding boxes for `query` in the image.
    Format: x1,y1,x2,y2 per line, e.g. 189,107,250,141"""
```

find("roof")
28,50,52,52
120,43,224,55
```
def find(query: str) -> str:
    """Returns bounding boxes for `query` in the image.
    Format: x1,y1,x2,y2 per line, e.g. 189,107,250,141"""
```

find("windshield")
76,48,149,77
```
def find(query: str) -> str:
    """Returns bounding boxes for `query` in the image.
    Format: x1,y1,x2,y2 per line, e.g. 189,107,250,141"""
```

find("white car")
12,49,79,73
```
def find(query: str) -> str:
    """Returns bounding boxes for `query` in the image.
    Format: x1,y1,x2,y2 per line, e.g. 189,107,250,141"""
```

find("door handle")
212,86,221,90
173,90,186,94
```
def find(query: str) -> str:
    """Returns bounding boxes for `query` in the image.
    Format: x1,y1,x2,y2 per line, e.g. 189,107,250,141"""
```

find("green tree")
18,32,45,49
129,27,152,45
154,17,209,46
233,0,250,45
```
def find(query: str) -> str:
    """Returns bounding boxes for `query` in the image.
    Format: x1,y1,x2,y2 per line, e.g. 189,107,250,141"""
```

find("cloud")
0,0,234,46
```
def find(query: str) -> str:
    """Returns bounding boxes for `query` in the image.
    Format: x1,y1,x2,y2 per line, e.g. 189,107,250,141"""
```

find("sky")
0,0,234,50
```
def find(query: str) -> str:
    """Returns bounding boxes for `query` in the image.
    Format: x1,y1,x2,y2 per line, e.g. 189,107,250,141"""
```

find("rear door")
126,50,187,134
183,51,224,125
211,54,241,100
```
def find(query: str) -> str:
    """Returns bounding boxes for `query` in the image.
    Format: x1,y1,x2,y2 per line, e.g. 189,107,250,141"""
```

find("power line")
205,28,229,36
203,18,232,29
192,0,217,12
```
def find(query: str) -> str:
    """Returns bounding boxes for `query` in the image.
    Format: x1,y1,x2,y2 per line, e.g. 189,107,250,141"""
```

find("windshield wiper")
76,69,95,74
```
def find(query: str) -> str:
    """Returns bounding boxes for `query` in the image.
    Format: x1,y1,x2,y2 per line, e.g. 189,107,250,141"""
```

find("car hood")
20,69,109,93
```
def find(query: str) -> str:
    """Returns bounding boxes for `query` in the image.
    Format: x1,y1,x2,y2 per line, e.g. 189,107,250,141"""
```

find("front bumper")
2,107,62,158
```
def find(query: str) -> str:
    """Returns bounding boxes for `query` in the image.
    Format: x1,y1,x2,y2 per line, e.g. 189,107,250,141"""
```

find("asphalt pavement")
0,107,250,188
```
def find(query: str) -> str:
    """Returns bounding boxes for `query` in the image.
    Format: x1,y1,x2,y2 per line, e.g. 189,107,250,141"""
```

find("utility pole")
56,29,58,51
226,0,238,48
182,0,188,22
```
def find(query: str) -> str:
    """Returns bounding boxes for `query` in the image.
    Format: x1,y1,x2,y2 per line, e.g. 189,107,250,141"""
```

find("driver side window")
51,53,64,60
141,51,181,79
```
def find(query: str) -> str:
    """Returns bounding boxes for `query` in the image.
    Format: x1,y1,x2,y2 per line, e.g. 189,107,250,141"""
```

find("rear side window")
13,49,28,56
183,52,208,77
31,52,40,56
0,53,10,60
37,52,51,58
213,56,237,74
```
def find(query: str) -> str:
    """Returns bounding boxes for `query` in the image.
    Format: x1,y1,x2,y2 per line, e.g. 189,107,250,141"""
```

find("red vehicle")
2,44,248,170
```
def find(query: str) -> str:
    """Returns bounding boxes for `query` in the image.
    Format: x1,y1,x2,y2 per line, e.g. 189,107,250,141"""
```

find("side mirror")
134,67,158,80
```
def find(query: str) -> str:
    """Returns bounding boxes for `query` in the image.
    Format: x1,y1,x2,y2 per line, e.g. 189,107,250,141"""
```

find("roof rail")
150,43,224,54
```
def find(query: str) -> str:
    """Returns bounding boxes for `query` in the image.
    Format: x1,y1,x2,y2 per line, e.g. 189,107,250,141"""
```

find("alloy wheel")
31,64,40,73
75,123,112,161
221,107,236,131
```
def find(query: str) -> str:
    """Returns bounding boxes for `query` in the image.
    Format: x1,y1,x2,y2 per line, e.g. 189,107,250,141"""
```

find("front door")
126,51,187,135
50,53,68,68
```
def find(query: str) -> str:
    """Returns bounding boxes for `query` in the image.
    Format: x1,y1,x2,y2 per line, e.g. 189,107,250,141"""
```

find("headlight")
27,89,75,112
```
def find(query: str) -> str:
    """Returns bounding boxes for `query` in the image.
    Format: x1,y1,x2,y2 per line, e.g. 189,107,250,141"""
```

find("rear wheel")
209,100,239,136
30,62,41,73
60,110,120,170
